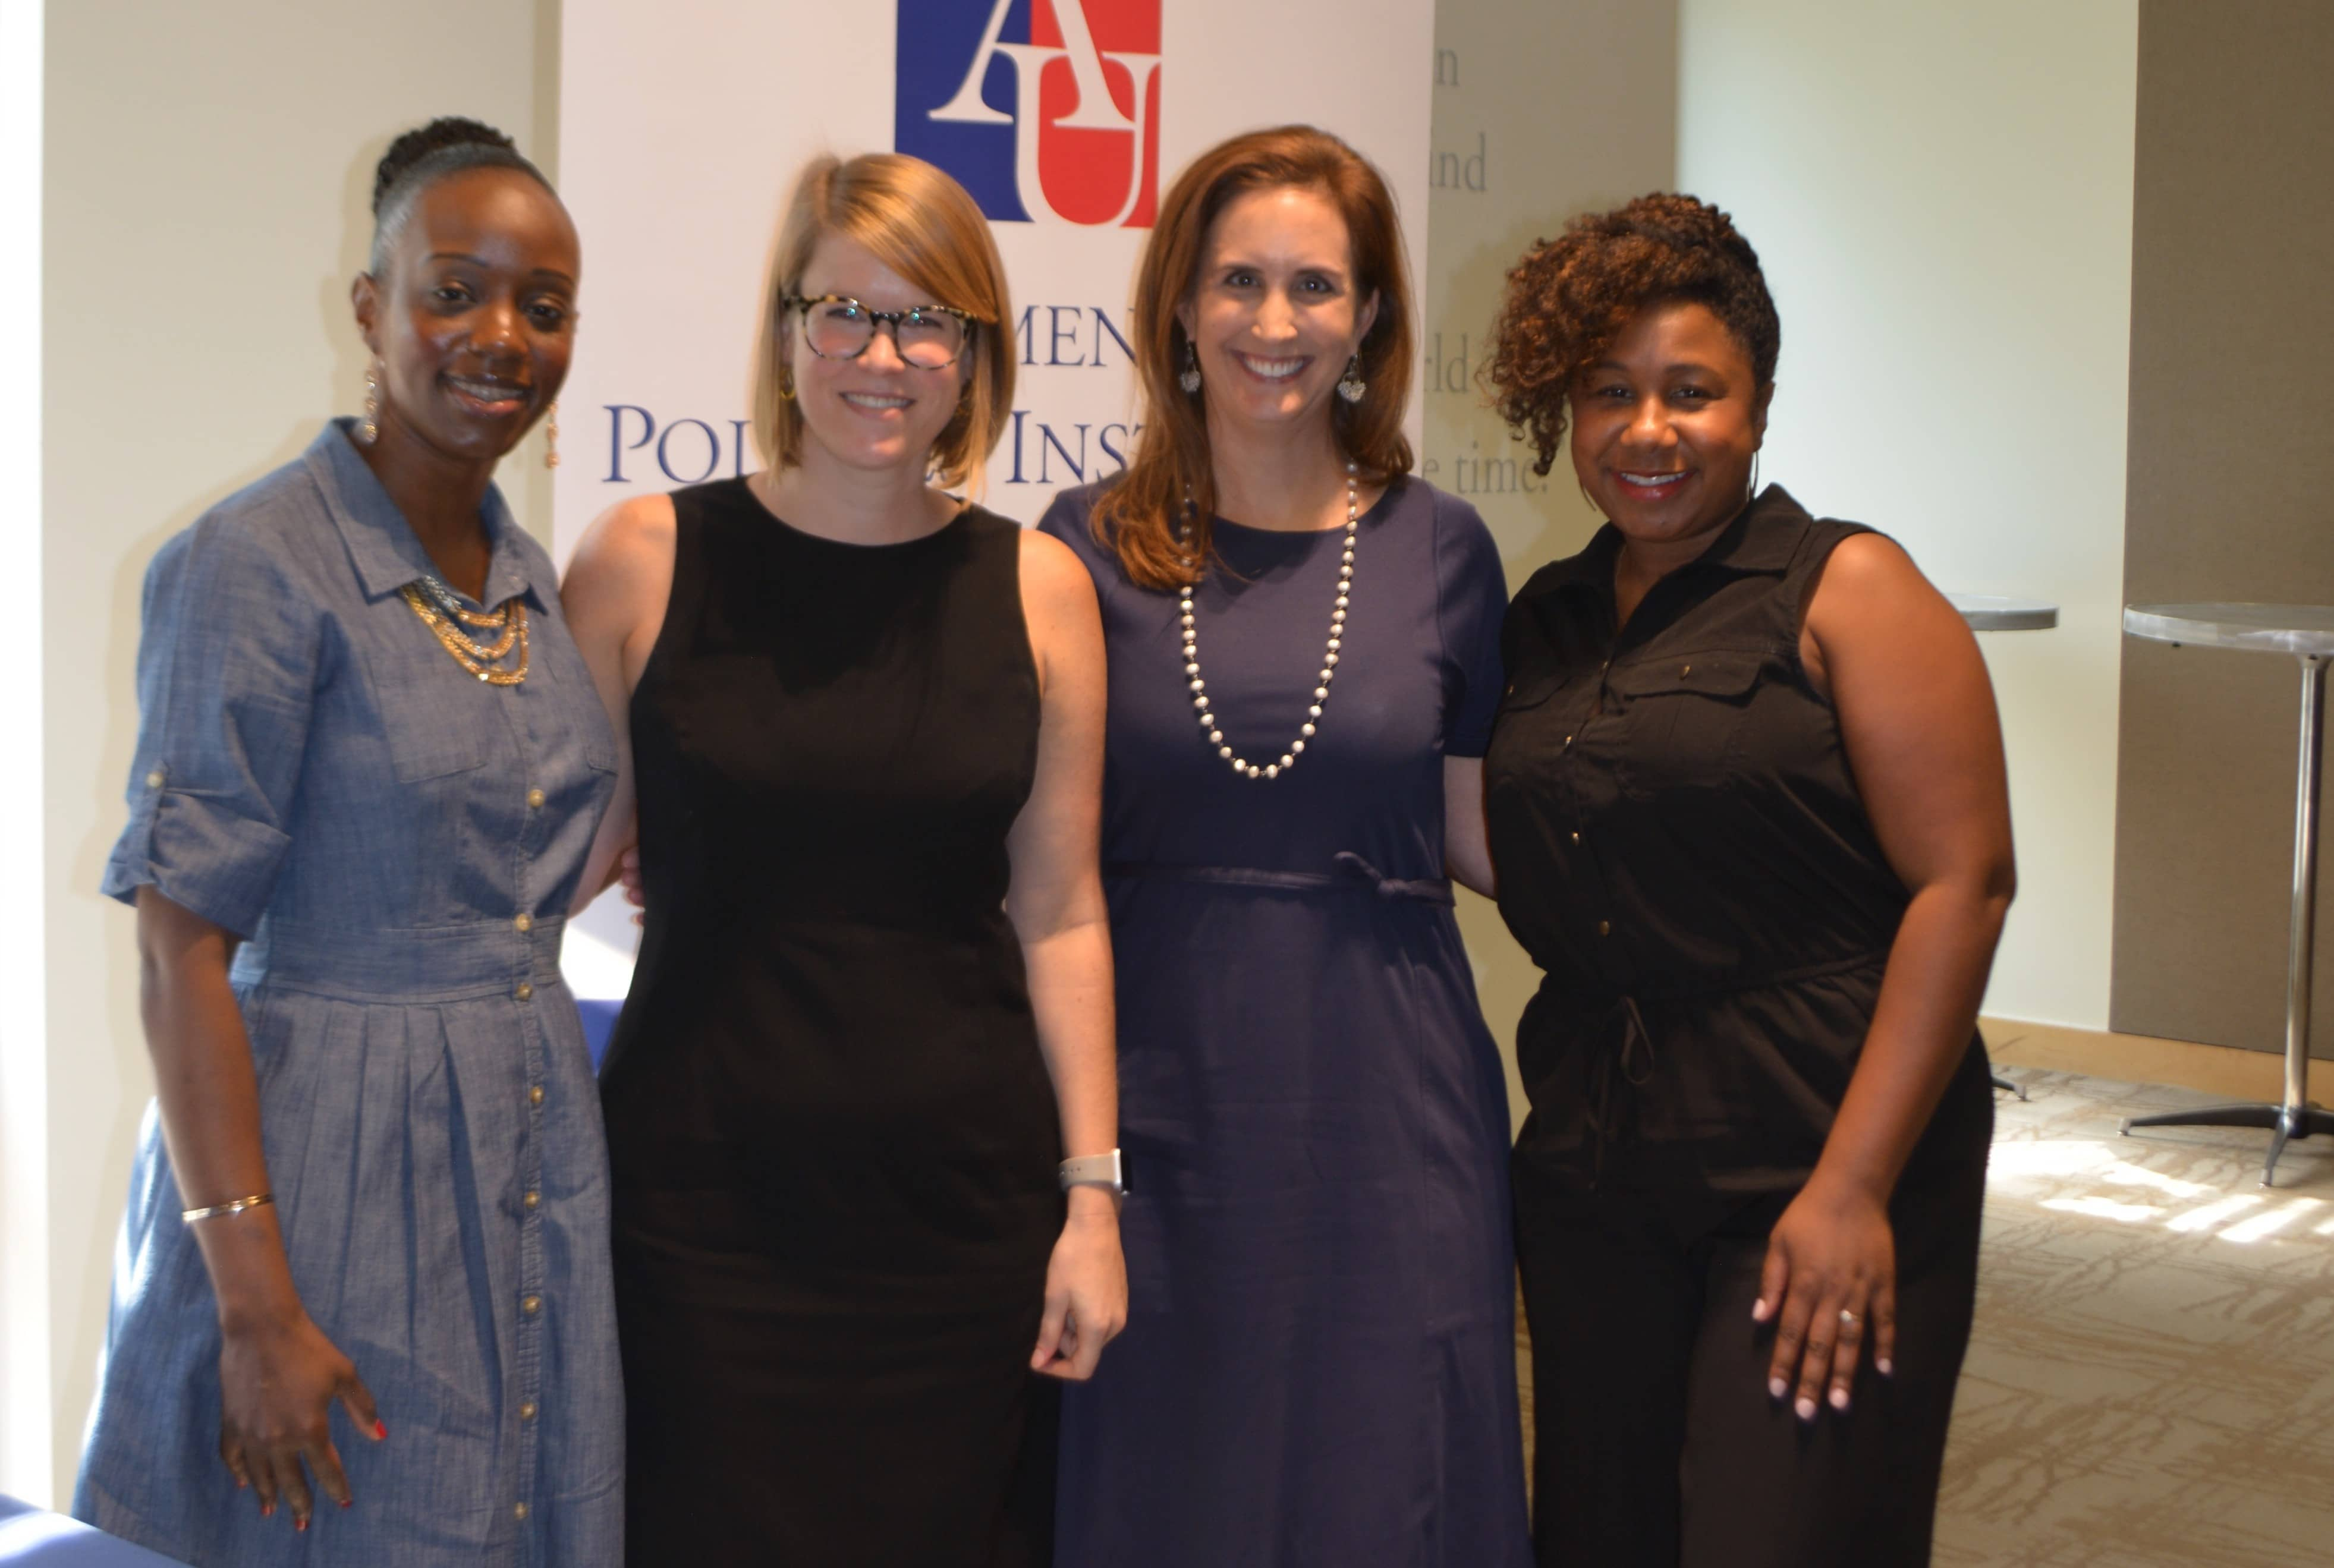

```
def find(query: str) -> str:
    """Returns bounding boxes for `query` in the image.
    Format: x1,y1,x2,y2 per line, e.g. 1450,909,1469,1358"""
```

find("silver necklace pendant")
1178,463,1358,780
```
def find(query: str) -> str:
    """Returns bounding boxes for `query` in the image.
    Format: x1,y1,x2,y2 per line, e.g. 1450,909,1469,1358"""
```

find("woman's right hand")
217,1311,383,1528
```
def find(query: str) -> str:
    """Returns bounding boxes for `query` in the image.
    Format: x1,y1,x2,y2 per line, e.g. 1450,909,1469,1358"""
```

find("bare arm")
136,887,380,1527
1444,755,1495,898
1758,533,2015,1418
559,494,678,912
1005,527,1125,1381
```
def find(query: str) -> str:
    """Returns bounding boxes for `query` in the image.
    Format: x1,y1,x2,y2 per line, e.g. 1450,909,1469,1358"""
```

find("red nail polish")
374,1419,388,1440
261,1504,274,1518
296,1516,309,1532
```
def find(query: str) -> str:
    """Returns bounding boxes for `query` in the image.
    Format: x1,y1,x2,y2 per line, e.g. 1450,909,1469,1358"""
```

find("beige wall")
27,0,558,1506
1678,0,2142,1032
1426,0,1679,1132
2112,0,2334,1057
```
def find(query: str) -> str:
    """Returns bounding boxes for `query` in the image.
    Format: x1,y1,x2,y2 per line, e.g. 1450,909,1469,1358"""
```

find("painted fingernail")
1830,1386,1851,1411
295,1517,309,1533
1751,1298,1771,1322
1795,1396,1817,1421
374,1420,388,1440
1877,1357,1894,1377
260,1504,274,1518
341,1497,354,1509
1768,1376,1788,1400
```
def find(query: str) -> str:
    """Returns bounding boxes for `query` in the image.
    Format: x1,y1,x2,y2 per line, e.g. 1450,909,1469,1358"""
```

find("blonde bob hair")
750,152,1015,493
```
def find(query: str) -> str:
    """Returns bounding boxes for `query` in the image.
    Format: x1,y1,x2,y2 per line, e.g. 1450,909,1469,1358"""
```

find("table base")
2121,1101,2333,1188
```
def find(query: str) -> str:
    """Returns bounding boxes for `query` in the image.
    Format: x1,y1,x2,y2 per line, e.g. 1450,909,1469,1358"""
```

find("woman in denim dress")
74,119,622,1566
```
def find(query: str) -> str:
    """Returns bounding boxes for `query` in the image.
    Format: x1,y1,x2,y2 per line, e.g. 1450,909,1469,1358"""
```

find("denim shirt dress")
75,421,622,1567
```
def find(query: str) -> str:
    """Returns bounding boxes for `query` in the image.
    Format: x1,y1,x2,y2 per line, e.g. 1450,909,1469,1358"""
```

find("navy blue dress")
1040,478,1531,1567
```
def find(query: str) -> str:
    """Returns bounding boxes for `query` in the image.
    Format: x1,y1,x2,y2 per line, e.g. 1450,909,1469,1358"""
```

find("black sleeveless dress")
601,479,1063,1566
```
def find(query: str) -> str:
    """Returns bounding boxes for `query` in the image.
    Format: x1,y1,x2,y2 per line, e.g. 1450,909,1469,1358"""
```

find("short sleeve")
1034,486,1096,555
1435,493,1509,757
101,517,321,936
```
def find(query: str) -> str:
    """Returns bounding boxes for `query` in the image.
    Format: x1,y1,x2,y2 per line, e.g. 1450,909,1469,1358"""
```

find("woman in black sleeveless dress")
1480,197,2014,1566
562,153,1125,1566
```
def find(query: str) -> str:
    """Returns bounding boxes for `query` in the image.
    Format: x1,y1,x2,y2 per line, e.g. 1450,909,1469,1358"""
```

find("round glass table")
2120,603,2334,1186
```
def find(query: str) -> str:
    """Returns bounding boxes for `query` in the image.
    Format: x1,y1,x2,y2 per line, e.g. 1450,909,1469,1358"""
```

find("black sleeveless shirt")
1484,486,1990,1214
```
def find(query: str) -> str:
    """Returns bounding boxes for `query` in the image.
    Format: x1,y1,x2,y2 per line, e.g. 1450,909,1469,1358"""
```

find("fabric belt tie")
1584,994,1657,1188
1104,852,1454,906
1571,949,1889,1187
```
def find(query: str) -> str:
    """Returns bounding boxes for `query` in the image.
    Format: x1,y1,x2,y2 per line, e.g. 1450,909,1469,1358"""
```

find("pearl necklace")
1179,463,1357,780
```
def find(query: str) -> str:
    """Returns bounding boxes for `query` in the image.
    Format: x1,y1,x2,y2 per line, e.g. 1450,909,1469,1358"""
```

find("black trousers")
1514,1128,1987,1567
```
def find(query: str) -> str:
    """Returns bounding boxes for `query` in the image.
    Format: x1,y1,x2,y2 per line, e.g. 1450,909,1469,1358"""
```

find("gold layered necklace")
399,575,530,686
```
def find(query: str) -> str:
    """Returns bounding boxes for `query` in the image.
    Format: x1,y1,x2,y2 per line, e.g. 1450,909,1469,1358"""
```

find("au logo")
895,0,1161,228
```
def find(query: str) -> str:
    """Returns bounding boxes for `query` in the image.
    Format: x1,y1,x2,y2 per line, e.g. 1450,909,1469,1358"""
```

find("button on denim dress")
77,421,622,1567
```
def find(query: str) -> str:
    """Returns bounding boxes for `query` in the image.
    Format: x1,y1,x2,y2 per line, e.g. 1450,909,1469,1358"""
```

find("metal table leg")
2124,654,2334,1186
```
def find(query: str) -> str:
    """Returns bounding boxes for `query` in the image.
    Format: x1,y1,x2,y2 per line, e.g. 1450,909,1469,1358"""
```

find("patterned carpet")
1513,1068,2334,1565
1937,1068,2334,1567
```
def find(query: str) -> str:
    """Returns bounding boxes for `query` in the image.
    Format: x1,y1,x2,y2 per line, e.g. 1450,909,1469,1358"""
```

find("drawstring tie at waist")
1568,950,1889,1187
1104,852,1454,906
1584,995,1657,1188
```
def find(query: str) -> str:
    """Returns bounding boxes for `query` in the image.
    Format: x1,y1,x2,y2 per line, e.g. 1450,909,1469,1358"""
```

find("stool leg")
2121,657,2324,1188
2272,657,2324,1187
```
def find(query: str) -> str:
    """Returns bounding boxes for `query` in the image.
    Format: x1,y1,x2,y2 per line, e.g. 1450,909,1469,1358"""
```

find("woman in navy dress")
1040,125,1531,1567
78,119,622,1564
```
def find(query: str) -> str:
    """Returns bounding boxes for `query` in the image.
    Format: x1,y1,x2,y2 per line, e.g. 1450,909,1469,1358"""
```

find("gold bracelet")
181,1192,275,1224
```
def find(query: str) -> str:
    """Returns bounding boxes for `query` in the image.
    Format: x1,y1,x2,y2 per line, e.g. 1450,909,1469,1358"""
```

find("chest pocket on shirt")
362,643,492,783
1609,648,1766,798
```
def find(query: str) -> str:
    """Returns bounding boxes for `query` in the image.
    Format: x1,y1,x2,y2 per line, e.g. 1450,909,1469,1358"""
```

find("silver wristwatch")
1059,1149,1127,1208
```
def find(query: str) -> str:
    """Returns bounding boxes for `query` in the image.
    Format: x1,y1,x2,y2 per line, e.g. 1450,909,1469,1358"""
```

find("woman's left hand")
1753,1172,1896,1420
1031,1189,1127,1381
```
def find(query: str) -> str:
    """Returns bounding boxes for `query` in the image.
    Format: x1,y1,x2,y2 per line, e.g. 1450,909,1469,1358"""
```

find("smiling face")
354,166,578,467
1569,299,1770,550
1177,184,1377,440
784,232,973,478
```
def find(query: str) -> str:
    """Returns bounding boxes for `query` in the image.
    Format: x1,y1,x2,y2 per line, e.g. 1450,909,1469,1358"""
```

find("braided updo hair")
1483,193,1779,477
367,117,555,273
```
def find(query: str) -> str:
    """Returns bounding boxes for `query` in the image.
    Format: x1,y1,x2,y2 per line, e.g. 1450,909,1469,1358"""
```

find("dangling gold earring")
779,368,797,401
543,402,560,470
356,360,382,446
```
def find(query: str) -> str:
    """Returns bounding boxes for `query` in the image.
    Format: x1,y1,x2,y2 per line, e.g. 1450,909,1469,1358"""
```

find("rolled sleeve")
1435,494,1510,758
102,518,320,936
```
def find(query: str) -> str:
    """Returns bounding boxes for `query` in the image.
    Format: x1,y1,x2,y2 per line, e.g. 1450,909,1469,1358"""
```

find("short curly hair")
1483,193,1779,476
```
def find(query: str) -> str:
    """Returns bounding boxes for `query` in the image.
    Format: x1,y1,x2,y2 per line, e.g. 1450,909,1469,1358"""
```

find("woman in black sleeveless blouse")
1480,196,2014,1566
562,153,1125,1566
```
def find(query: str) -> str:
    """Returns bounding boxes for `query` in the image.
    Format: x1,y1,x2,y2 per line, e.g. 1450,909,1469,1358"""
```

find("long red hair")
1091,125,1416,591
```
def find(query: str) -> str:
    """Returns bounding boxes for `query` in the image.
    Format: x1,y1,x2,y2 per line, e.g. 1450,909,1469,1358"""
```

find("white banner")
553,0,1435,556
554,0,1436,997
